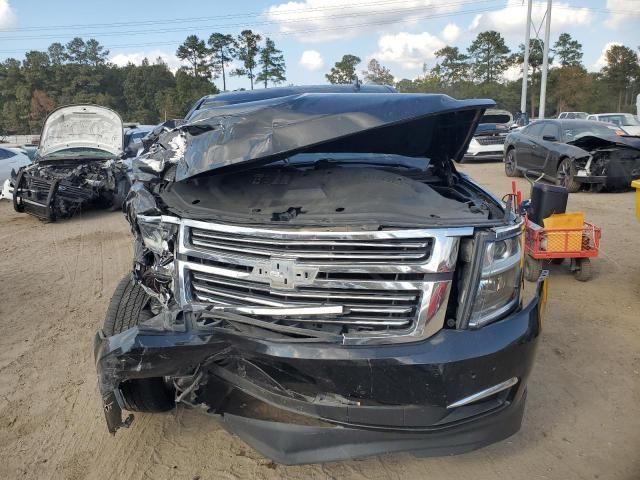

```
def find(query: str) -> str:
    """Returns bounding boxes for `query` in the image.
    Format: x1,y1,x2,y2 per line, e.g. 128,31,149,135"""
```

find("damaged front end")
570,135,640,189
96,90,546,464
13,159,128,220
13,105,128,221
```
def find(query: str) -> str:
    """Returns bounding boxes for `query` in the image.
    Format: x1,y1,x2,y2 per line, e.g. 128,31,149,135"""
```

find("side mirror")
542,135,557,142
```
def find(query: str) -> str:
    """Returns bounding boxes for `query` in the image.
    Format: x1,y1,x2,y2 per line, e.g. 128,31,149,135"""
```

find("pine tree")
256,38,286,88
232,30,262,90
325,55,361,84
208,33,236,91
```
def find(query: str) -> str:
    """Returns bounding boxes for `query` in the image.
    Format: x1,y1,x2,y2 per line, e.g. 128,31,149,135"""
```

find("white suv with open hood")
13,105,129,221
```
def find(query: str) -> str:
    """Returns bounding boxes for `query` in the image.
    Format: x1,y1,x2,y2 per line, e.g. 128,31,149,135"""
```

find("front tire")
103,275,174,413
557,158,580,193
504,148,522,177
574,258,592,282
524,255,541,282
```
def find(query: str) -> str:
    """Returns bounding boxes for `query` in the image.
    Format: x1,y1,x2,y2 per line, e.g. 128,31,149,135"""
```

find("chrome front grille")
476,136,506,146
168,217,472,344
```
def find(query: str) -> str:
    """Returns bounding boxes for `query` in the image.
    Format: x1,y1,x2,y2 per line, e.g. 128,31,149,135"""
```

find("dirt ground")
0,162,639,480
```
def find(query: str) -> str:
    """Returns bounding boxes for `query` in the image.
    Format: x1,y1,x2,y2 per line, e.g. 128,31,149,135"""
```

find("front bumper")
95,281,544,464
464,143,505,161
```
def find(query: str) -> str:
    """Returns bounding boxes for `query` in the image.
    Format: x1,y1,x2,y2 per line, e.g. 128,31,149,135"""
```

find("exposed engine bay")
14,159,128,221
160,163,495,227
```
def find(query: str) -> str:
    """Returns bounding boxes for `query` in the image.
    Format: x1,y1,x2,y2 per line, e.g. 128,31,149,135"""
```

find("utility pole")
520,0,533,122
538,0,553,119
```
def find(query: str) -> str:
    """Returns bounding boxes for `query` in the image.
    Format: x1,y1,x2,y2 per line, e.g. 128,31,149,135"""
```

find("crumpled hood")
568,134,640,152
39,105,123,158
164,93,494,181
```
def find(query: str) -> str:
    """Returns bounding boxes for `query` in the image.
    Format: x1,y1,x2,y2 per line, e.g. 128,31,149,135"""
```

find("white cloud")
109,51,185,72
605,0,640,27
0,0,17,30
372,32,445,70
298,50,324,71
592,42,622,70
265,0,459,42
441,23,461,44
468,0,592,40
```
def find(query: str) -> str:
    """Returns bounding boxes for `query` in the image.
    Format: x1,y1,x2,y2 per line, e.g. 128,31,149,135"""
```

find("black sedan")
503,119,640,192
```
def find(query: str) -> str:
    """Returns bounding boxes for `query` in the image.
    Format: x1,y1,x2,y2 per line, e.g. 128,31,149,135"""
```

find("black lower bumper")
95,287,543,464
217,389,526,464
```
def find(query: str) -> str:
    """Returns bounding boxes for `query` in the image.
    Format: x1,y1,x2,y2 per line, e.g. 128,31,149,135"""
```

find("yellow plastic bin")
632,180,640,221
543,212,585,252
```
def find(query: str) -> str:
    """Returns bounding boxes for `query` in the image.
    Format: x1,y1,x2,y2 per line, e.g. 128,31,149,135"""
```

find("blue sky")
0,0,638,91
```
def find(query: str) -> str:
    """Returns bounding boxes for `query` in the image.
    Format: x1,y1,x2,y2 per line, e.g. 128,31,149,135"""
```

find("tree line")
1,29,638,135
0,30,286,134
327,31,639,118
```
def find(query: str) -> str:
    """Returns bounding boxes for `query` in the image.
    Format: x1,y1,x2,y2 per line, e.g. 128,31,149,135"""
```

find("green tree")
549,65,590,113
467,31,511,83
85,39,109,66
433,46,470,85
256,37,286,88
123,58,176,123
176,35,211,79
208,33,236,91
65,37,87,64
233,30,262,90
601,44,640,111
48,43,66,65
554,33,583,67
326,54,361,84
22,51,51,92
362,59,394,85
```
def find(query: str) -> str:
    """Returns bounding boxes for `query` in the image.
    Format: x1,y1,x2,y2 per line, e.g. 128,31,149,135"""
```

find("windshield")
564,112,588,119
42,147,116,160
564,123,619,141
274,152,430,170
600,114,640,126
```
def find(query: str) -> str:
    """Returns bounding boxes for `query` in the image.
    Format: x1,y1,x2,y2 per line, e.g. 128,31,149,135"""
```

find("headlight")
137,216,177,254
459,224,523,329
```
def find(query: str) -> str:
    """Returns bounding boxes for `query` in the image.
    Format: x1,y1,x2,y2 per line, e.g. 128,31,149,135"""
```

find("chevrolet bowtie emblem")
251,258,318,289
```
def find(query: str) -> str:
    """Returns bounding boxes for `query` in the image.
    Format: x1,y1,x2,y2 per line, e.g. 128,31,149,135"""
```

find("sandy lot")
0,162,639,480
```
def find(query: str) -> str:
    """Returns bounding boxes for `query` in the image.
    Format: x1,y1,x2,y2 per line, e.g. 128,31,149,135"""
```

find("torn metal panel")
141,94,495,182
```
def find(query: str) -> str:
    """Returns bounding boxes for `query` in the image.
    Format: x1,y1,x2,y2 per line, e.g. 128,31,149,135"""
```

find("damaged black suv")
95,86,547,464
13,105,129,221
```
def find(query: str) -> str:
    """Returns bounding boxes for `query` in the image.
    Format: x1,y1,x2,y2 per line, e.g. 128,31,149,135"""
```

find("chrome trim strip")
180,217,473,240
447,377,518,409
210,305,346,316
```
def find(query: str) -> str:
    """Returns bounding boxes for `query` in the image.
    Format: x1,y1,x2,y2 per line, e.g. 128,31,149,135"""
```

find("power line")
0,0,491,33
0,0,503,41
0,3,633,55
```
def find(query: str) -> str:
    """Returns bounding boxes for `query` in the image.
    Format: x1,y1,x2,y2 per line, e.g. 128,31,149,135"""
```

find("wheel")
504,149,522,177
551,258,564,265
524,255,542,282
557,158,580,193
103,275,175,412
574,258,592,282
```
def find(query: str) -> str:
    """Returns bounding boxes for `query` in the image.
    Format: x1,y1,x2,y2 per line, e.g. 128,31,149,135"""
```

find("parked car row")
461,108,640,193
504,119,640,192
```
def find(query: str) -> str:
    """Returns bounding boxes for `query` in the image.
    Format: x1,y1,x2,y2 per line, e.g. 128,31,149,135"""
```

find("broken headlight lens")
468,229,522,328
137,217,177,254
